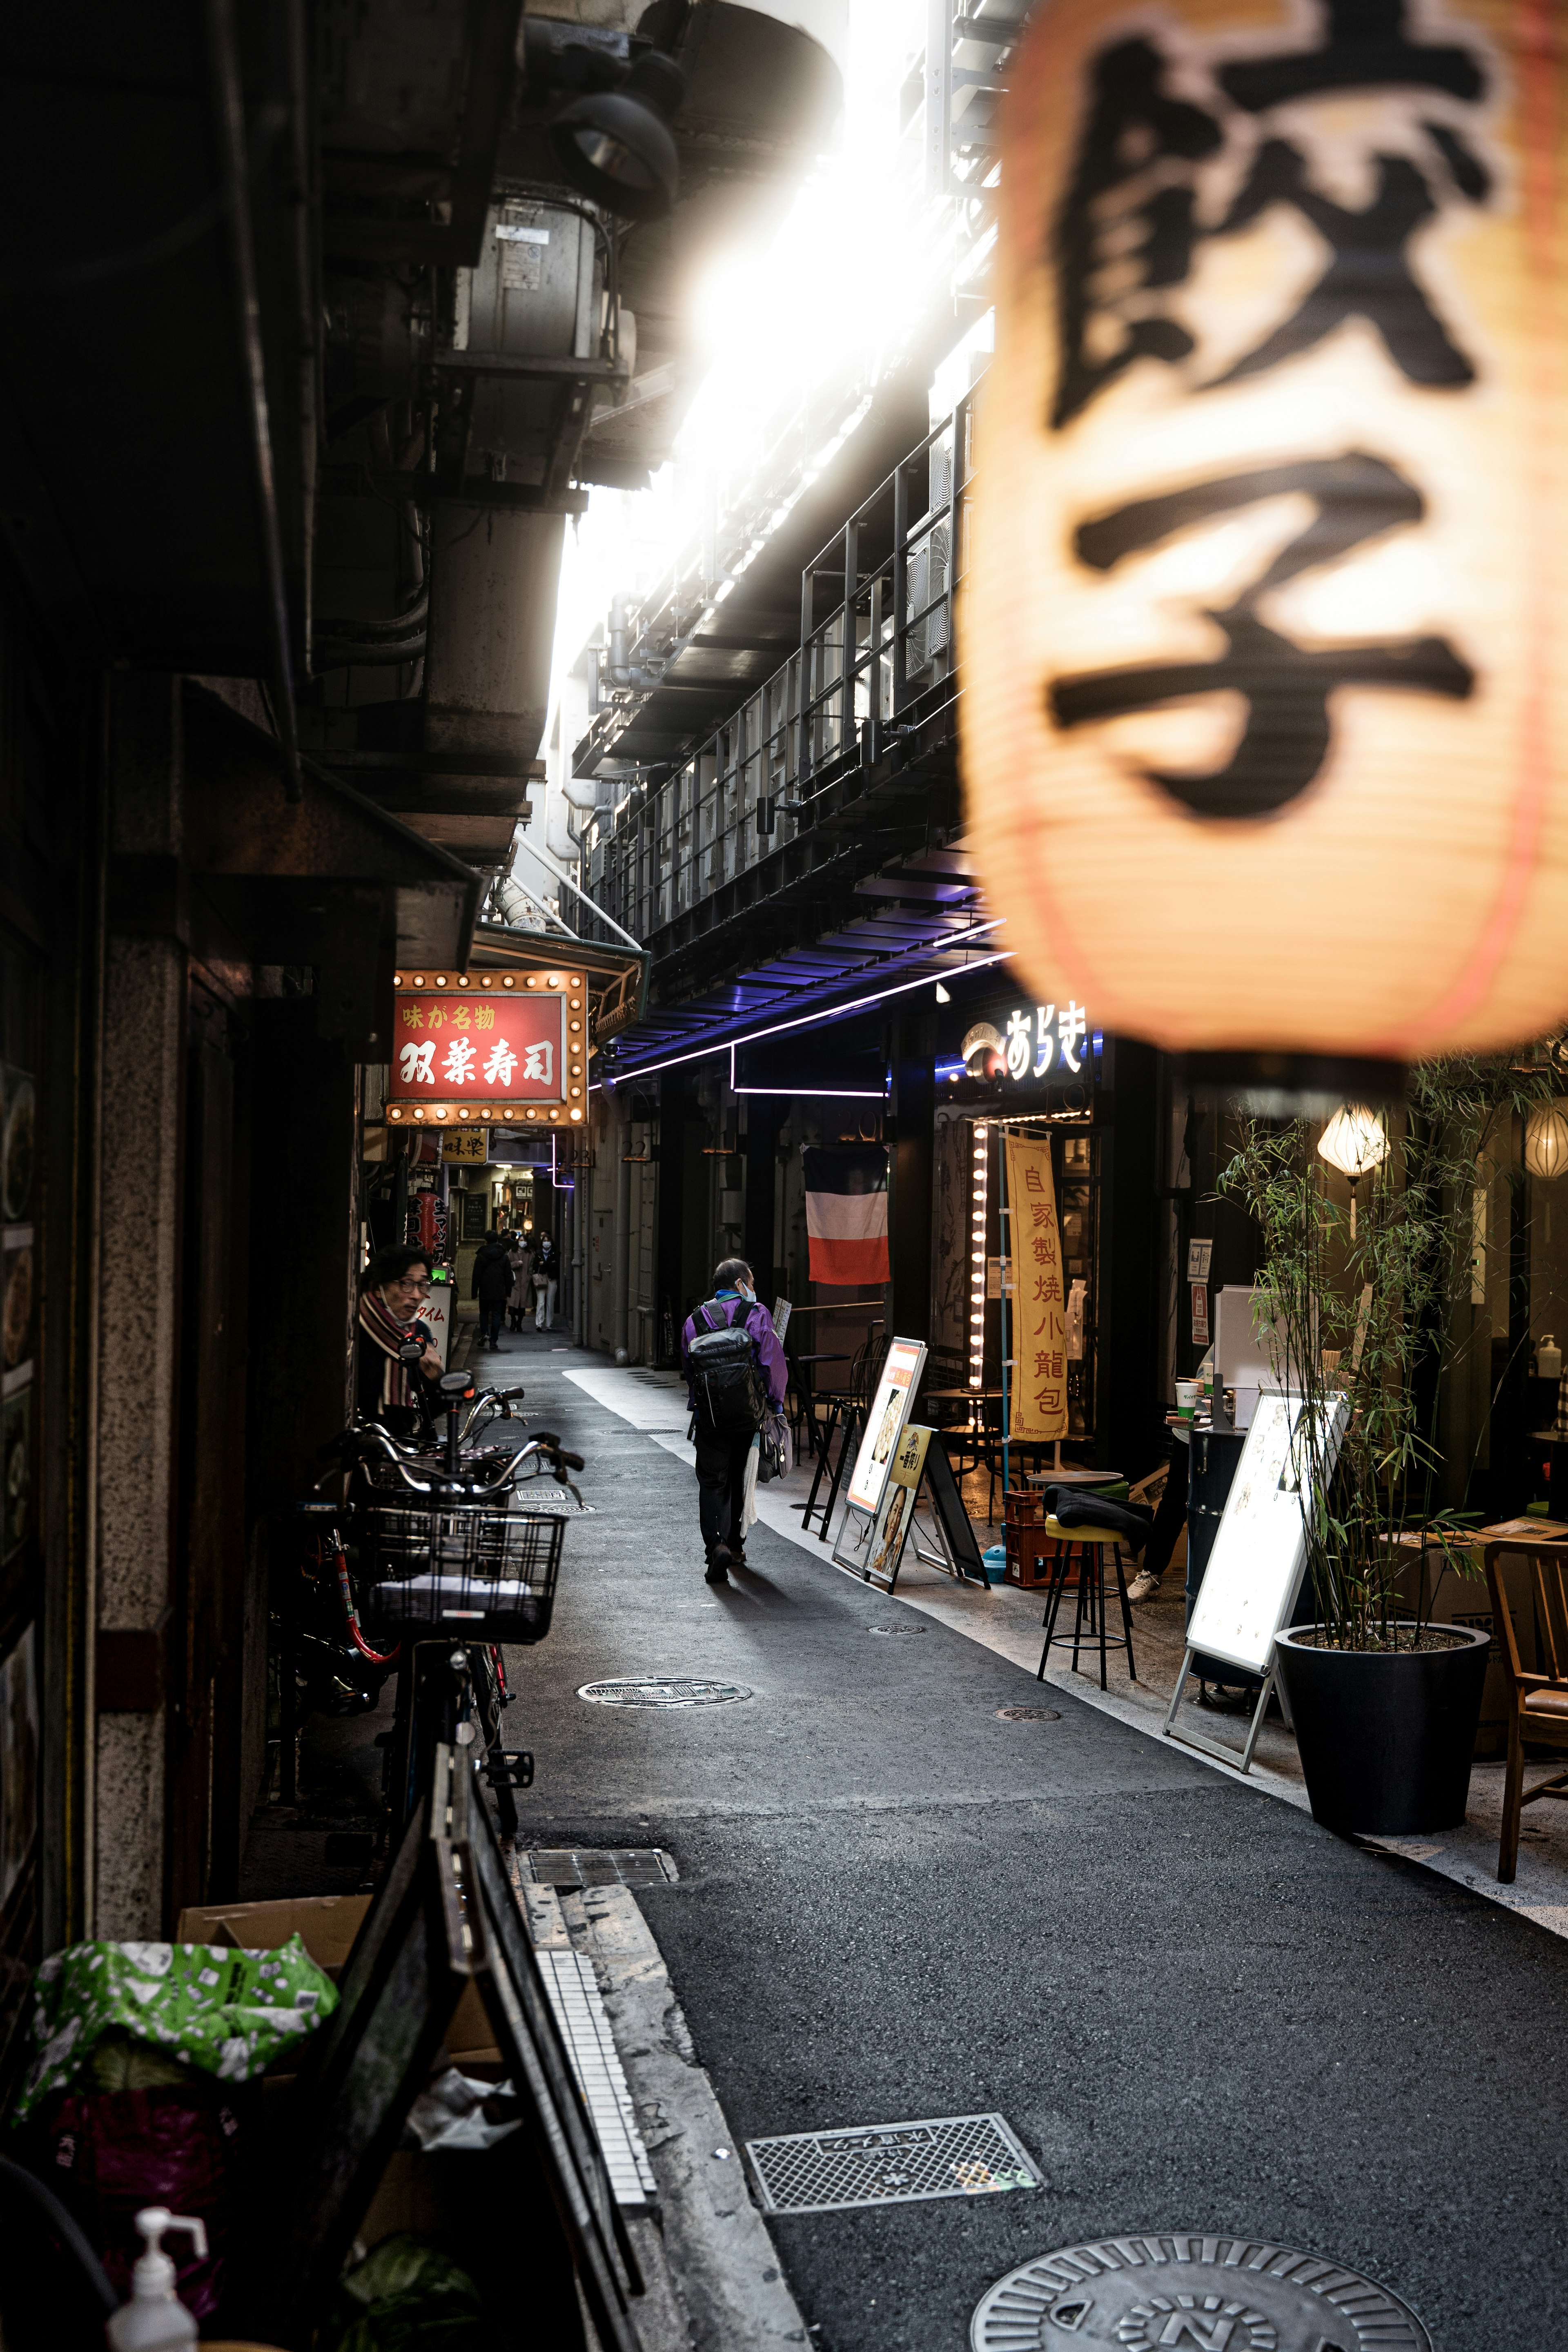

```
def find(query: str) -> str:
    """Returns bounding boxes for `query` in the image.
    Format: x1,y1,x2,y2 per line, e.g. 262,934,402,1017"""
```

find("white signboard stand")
845,1338,927,1520
829,1338,927,1568
1162,1390,1347,1774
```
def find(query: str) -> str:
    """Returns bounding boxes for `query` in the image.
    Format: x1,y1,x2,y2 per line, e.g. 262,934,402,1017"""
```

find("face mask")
735,1279,756,1302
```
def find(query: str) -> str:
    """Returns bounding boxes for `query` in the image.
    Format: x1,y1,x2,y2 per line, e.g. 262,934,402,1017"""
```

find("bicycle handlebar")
318,1417,584,1504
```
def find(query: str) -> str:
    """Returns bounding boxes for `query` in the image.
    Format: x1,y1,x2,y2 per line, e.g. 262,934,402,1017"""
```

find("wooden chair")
1482,1539,1568,1882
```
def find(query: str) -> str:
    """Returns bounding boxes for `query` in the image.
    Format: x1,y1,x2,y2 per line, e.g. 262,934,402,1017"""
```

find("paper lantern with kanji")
963,0,1568,1073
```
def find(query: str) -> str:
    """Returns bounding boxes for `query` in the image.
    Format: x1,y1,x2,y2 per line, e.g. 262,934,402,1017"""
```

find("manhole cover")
970,2237,1430,2352
746,2113,1038,2216
868,1624,927,1636
996,1706,1060,1722
577,1677,753,1707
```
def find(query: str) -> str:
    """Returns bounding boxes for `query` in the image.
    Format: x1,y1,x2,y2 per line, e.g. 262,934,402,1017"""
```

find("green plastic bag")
13,1936,338,2120
325,2234,486,2352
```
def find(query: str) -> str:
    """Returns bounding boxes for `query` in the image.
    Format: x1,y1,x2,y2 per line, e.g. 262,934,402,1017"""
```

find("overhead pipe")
314,588,429,638
312,630,427,668
203,0,303,800
604,592,664,688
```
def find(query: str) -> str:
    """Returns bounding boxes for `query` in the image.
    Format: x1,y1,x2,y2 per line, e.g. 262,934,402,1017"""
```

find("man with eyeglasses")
356,1245,444,1436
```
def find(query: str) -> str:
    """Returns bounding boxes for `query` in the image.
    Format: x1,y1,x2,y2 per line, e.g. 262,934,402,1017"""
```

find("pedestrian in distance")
472,1224,514,1351
680,1257,786,1584
506,1229,534,1331
532,1231,559,1331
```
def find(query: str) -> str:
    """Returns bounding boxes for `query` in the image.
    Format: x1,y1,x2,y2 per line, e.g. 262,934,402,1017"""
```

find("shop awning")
469,918,648,1055
180,682,482,1020
599,899,1008,1084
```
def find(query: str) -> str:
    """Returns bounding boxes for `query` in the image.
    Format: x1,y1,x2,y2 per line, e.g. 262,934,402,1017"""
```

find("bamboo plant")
1217,1054,1558,1651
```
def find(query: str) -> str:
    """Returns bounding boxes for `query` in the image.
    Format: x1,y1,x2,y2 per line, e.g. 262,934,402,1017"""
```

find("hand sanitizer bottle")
105,2208,207,2351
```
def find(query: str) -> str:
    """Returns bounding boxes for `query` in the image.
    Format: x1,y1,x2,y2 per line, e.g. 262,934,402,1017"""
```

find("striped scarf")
358,1287,419,1415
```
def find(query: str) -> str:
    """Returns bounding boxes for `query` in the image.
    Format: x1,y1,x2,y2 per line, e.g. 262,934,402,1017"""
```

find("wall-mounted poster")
0,1621,38,1912
845,1338,927,1521
1,1022,39,1569
2,1390,30,1560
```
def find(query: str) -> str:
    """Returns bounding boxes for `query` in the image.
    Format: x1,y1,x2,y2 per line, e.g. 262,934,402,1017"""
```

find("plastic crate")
361,1494,571,1644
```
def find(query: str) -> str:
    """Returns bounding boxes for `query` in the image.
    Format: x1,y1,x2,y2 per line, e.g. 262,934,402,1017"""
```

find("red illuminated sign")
385,968,587,1129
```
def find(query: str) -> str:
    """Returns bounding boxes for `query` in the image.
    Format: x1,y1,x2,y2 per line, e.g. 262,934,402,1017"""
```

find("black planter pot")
1274,1623,1490,1836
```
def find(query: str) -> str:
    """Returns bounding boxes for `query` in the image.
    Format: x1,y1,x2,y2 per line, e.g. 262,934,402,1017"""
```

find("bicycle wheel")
472,1644,518,1835
385,1641,460,1838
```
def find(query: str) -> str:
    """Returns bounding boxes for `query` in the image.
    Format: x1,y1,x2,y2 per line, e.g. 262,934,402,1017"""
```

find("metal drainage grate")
746,2113,1039,2216
996,1706,1060,1722
867,1624,927,1637
522,1848,679,1888
971,2238,1431,2352
578,1677,753,1707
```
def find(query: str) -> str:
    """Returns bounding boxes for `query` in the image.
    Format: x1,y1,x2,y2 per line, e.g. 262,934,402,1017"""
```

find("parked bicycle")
296,1359,584,1837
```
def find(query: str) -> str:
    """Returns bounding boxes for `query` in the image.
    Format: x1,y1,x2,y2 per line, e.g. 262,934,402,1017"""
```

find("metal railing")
580,389,976,945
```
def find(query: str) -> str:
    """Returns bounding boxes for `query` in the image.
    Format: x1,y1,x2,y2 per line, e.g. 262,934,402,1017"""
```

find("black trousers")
480,1298,507,1344
1143,1434,1189,1581
694,1423,753,1560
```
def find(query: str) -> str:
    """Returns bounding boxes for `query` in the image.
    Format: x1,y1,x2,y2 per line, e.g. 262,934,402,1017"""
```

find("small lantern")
1316,1104,1389,1238
1525,1100,1568,1181
965,0,1568,1083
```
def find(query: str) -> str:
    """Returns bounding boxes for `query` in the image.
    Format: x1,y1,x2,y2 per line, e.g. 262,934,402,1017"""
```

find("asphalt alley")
499,1334,1568,2352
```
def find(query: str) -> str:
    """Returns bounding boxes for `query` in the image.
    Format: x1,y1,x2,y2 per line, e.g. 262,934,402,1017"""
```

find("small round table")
1027,1467,1123,1488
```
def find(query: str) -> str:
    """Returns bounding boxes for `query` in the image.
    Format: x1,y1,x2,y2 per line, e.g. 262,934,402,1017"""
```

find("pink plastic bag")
39,2085,244,2317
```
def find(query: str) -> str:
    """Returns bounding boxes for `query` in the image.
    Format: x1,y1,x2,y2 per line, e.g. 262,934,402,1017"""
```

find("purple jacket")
680,1293,788,1414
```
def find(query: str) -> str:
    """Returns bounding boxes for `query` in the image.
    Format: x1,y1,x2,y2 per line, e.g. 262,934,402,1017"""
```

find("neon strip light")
969,1120,989,1392
607,931,1010,1083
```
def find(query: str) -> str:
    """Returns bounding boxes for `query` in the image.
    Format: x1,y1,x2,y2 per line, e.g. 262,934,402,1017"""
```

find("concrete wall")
94,681,186,1936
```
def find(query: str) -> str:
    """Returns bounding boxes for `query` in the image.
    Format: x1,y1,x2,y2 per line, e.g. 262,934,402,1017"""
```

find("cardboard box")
177,1893,370,1971
176,1893,499,2066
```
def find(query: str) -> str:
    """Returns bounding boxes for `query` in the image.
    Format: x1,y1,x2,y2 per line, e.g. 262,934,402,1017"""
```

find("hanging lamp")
1316,1105,1390,1239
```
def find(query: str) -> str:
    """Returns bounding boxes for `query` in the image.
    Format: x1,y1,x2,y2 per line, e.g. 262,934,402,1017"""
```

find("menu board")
845,1338,927,1519
1187,1390,1348,1674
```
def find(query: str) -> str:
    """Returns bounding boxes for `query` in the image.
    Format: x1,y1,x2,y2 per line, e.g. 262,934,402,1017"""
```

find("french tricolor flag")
803,1145,889,1286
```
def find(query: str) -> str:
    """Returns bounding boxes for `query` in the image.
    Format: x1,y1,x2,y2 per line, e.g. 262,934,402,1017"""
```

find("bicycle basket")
360,1493,573,1644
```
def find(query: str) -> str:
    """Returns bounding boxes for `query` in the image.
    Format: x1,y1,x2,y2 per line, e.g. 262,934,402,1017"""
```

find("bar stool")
1036,1517,1137,1691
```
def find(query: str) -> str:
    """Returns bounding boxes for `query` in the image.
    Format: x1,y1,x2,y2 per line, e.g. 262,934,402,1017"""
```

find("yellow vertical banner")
1005,1134,1067,1442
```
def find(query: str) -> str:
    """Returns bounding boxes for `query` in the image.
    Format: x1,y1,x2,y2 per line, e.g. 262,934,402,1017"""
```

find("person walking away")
506,1231,534,1331
532,1232,559,1331
681,1257,786,1583
356,1246,444,1436
472,1226,514,1351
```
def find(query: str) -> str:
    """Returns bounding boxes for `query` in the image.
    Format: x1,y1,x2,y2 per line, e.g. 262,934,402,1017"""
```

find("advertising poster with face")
846,1339,927,1519
866,1424,933,1586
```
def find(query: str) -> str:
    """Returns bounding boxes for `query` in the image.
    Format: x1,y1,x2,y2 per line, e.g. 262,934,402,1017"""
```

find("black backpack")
688,1300,768,1436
